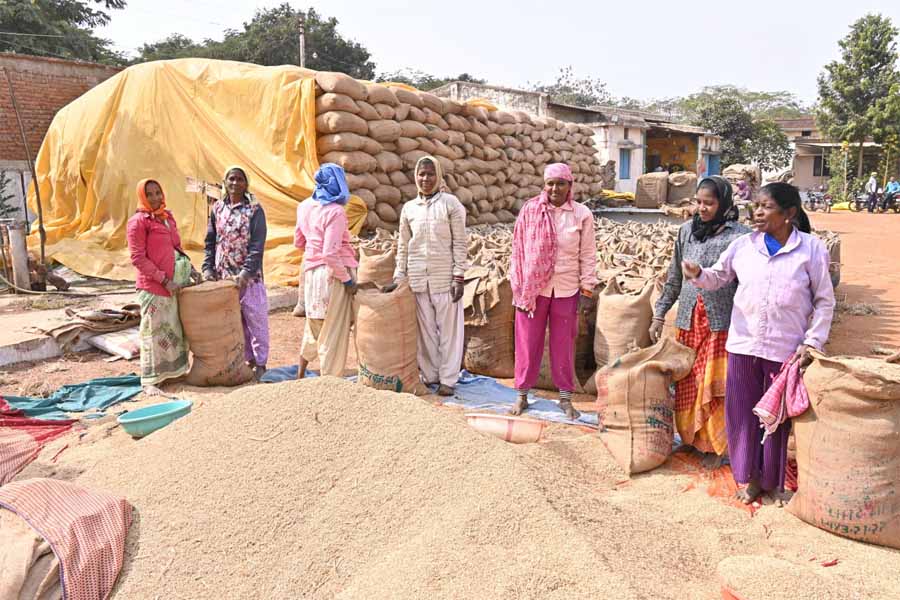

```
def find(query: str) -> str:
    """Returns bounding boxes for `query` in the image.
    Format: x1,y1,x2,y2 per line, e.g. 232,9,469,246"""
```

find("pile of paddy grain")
76,377,639,600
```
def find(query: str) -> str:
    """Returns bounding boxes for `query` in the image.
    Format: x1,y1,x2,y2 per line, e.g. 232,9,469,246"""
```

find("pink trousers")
514,293,579,392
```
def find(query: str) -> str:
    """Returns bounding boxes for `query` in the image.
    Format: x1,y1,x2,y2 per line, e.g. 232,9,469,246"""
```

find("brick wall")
0,53,121,162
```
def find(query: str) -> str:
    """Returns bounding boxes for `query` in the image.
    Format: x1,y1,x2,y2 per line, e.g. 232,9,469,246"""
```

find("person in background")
509,163,598,420
127,179,198,396
202,166,269,380
682,182,835,505
652,176,750,467
866,172,879,213
883,176,899,208
294,163,358,379
384,156,468,396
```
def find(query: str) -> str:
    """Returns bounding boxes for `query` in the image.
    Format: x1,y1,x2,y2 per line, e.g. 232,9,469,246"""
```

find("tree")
0,0,126,65
817,13,900,177
747,120,793,171
678,86,808,121
530,66,611,108
693,97,756,166
133,5,376,79
375,69,485,91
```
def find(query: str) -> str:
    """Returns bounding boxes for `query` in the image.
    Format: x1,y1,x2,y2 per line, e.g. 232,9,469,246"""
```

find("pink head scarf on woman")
509,163,574,314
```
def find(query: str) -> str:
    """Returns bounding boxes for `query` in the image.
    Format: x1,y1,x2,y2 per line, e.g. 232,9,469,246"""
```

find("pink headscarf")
510,163,574,313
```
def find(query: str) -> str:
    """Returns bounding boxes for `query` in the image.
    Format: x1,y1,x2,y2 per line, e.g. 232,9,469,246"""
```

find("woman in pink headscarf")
509,163,598,419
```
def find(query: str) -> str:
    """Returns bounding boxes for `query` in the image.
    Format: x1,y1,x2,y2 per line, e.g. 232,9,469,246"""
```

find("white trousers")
415,286,464,387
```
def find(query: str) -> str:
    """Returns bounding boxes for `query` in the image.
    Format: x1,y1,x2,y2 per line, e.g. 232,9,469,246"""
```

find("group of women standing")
126,166,271,393
126,158,835,506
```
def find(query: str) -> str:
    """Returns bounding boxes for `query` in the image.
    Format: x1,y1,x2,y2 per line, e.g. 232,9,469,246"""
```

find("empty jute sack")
596,337,695,475
356,246,396,287
354,282,421,394
178,280,254,387
788,353,900,549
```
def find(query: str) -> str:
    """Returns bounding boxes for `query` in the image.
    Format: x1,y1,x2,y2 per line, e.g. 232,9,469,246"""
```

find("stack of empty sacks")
313,71,608,232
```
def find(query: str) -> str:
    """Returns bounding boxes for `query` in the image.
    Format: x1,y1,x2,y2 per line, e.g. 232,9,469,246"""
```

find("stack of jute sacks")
313,72,608,232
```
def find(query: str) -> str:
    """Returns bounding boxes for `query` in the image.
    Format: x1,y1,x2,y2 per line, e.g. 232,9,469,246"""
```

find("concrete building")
431,81,721,193
774,116,888,191
0,53,121,221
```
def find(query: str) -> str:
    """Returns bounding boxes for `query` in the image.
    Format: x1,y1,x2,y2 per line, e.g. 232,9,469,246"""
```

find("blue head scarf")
313,163,350,205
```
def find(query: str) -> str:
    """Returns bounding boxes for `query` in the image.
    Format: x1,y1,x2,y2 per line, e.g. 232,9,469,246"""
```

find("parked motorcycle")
848,192,873,212
880,191,900,213
804,186,833,212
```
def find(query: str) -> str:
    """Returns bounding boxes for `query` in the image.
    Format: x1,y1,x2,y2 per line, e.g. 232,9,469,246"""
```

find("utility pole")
298,14,306,68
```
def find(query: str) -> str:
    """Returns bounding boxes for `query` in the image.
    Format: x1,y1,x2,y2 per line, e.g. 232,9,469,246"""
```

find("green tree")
693,97,755,166
375,69,485,91
530,66,611,108
747,120,793,171
817,13,900,178
0,0,125,64
133,5,375,79
678,85,808,121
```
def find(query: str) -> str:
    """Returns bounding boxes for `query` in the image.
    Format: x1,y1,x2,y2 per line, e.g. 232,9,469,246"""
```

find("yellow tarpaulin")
27,58,366,286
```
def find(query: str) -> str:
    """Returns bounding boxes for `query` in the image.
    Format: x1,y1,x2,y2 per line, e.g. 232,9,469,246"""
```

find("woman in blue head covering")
294,163,359,379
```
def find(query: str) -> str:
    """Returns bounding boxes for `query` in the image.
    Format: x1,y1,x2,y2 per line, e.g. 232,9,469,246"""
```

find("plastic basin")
465,413,545,444
117,400,193,438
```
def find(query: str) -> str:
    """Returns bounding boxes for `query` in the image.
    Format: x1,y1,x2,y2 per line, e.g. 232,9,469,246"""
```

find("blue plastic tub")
117,400,193,438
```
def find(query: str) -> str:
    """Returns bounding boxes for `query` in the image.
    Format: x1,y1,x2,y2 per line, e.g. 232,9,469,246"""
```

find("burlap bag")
463,280,515,378
594,278,654,366
788,353,900,549
354,282,421,394
178,280,254,386
666,171,697,205
597,337,695,475
635,172,668,208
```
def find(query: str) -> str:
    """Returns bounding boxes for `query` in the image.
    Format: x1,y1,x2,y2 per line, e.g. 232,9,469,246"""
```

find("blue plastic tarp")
3,375,142,420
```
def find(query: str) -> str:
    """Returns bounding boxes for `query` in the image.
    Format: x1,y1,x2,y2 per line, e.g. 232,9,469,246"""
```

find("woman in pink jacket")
126,179,198,396
683,182,835,504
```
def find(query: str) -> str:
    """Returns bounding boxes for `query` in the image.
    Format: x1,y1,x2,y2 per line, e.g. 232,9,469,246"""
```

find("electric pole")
298,14,306,68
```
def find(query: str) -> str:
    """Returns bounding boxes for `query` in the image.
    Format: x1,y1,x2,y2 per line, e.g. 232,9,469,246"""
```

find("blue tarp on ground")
3,375,142,420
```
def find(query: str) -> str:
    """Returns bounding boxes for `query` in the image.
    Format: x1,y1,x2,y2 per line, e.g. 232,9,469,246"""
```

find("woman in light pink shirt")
509,163,598,420
684,182,835,504
294,163,359,378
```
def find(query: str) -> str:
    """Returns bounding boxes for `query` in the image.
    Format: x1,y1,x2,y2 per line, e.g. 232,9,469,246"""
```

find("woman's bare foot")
736,480,762,504
510,395,529,416
143,385,169,398
701,453,725,470
559,400,581,421
763,489,794,507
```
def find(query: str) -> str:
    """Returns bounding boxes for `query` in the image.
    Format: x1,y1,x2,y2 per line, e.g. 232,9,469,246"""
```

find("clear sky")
98,0,900,105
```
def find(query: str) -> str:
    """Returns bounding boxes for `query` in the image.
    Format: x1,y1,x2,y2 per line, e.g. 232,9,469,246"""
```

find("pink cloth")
539,200,598,298
694,229,835,363
514,293,579,392
752,359,810,439
294,200,358,283
126,211,183,297
510,163,572,313
1,398,75,486
0,478,132,600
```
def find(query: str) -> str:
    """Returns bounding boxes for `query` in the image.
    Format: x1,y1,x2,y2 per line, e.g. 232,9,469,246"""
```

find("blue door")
619,149,631,180
708,154,721,176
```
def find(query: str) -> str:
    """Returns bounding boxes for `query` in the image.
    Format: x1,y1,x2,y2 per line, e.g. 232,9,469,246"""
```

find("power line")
0,31,71,39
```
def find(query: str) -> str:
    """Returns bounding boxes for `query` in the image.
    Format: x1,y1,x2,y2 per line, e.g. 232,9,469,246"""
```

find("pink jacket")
539,200,598,298
694,229,835,363
126,211,183,297
294,200,358,282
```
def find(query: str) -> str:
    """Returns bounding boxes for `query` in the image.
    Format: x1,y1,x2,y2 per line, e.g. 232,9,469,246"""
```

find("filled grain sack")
635,172,668,209
321,151,377,174
788,353,900,549
357,247,396,286
178,280,253,386
666,171,698,205
315,93,359,114
463,280,515,378
594,278,654,367
597,337,695,475
355,282,421,394
368,119,402,143
315,71,367,101
316,111,368,136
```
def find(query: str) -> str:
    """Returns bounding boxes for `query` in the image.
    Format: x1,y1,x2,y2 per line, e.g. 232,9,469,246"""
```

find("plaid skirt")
675,296,728,455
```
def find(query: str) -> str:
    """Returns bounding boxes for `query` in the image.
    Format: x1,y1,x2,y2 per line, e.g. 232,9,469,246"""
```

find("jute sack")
463,280,515,378
355,282,421,394
787,353,900,549
179,280,253,386
597,337,695,475
594,278,654,367
635,172,668,208
666,171,697,205
357,247,396,286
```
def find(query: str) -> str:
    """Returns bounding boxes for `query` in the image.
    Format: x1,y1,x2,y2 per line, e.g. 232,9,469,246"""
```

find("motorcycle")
880,191,900,213
848,192,874,212
804,187,833,212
